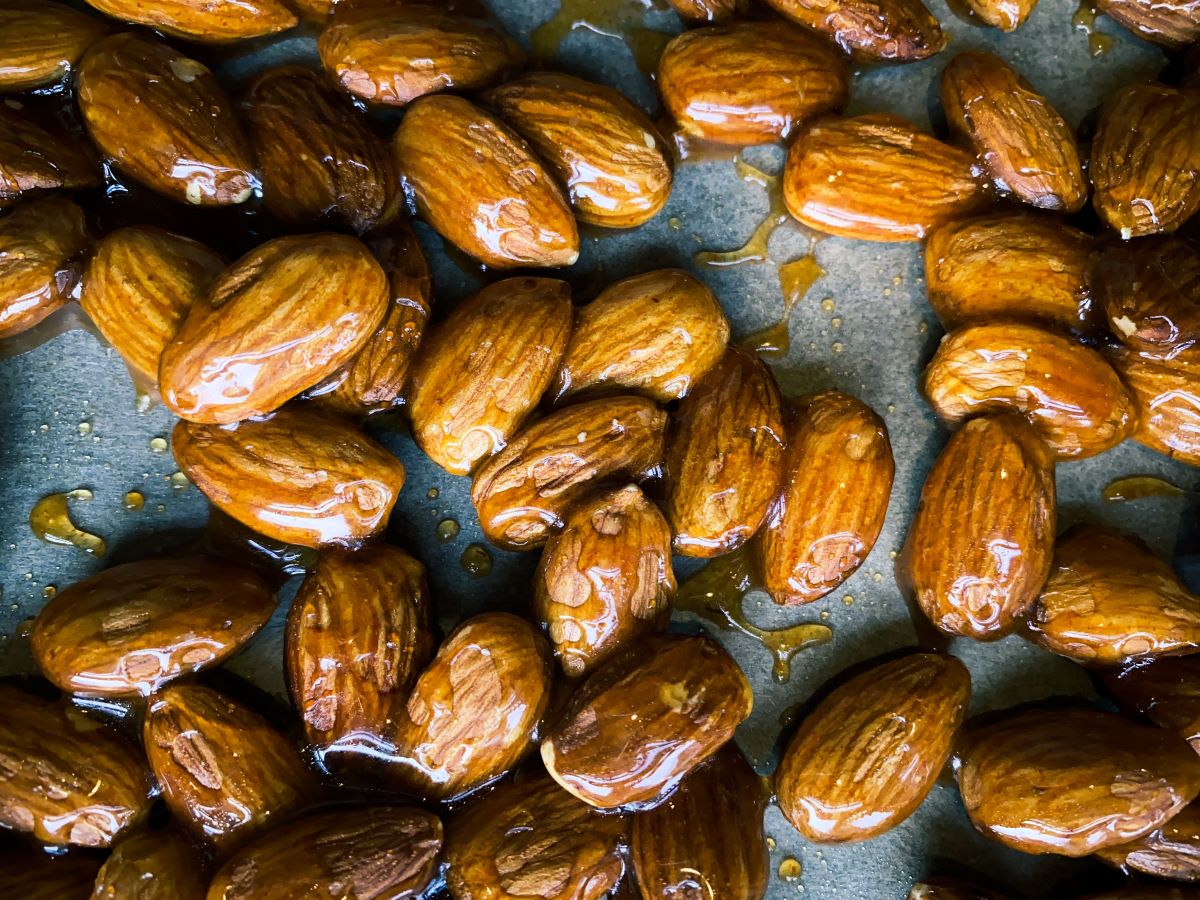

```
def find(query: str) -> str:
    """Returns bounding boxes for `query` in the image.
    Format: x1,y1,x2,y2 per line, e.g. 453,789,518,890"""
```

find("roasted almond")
956,706,1200,856
1096,799,1200,881
1091,84,1200,239
160,233,389,424
0,848,102,899
0,0,107,92
959,0,1036,29
941,51,1085,213
92,826,206,900
172,407,406,548
665,0,747,20
408,276,572,476
77,33,256,206
783,114,988,242
83,0,295,42
1094,236,1200,356
394,94,579,269
1103,656,1200,752
0,194,89,339
552,269,730,404
541,632,753,810
778,652,970,842
1096,0,1200,47
763,0,945,59
1109,345,1200,465
471,395,668,550
0,104,99,207
922,320,1137,459
899,413,1055,641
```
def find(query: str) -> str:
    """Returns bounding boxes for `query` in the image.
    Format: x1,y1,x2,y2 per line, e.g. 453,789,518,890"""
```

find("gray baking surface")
0,0,1196,896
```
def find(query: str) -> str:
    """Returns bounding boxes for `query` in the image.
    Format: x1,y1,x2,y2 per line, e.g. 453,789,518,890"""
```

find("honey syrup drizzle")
29,489,106,557
531,0,672,79
1103,475,1188,501
1072,0,1115,57
695,158,791,268
740,254,825,359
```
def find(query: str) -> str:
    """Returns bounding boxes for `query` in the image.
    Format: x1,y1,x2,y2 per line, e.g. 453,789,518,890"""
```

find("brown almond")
471,395,668,550
763,0,946,61
541,632,753,809
0,0,107,92
0,848,102,899
408,276,573,476
160,233,389,424
778,653,971,842
960,0,1037,29
92,827,206,900
900,413,1055,641
0,194,89,339
1109,345,1200,465
665,0,747,21
1102,656,1200,752
1096,800,1200,881
784,114,988,242
77,33,256,206
172,407,406,548
0,104,99,207
922,320,1137,459
1094,236,1200,356
1096,0,1200,47
83,0,295,42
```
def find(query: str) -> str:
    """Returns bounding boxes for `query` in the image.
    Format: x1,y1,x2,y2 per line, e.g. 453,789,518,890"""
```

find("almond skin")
0,104,99,207
541,632,753,810
899,413,1055,641
956,706,1200,856
408,276,573,476
666,348,786,558
444,773,627,900
1102,657,1200,752
1096,0,1200,47
1096,800,1200,881
81,226,223,388
318,3,524,106
1091,84,1200,239
1109,346,1200,465
0,194,89,339
1093,236,1200,356
77,33,256,206
784,114,988,242
172,407,406,548
924,213,1096,334
762,0,946,60
941,52,1085,213
83,0,295,42
92,827,206,900
552,269,730,404
630,744,768,899
960,0,1037,30
0,849,102,898
657,20,849,147
777,653,970,842
487,72,673,228
0,0,107,92
0,685,152,847
471,395,668,550
922,320,1137,459
665,0,747,21
394,95,579,269
160,233,389,424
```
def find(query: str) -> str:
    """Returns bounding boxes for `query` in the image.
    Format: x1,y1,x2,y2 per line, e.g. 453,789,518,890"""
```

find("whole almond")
783,114,988,242
777,653,971,842
83,0,295,42
1091,84,1200,239
657,20,849,147
92,827,206,900
0,849,102,899
0,685,152,847
408,276,572,476
471,395,668,550
941,52,1085,213
172,407,406,548
956,706,1200,856
763,0,946,60
960,0,1037,29
666,348,785,557
0,194,89,339
542,632,753,809
0,0,107,92
665,0,747,20
631,744,768,899
81,226,223,388
552,269,730,403
160,233,389,424
1096,800,1200,881
1094,237,1200,356
1109,346,1200,465
1103,657,1200,752
487,72,673,228
922,320,1137,459
899,413,1055,641
0,105,99,207
1096,0,1200,46
77,33,256,206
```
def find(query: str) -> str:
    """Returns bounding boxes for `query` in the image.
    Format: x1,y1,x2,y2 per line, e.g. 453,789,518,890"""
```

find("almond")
908,877,1016,899
1091,84,1200,239
394,95,579,269
242,66,399,233
763,0,946,60
83,0,295,42
924,213,1097,334
1096,800,1200,881
408,276,573,476
552,269,730,404
172,407,406,548
444,772,627,899
956,706,1200,856
1096,0,1200,47
657,20,849,146
941,51,1086,213
471,395,668,550
77,33,256,206
0,849,102,898
0,104,99,207
0,0,107,92
899,413,1055,641
1109,345,1200,465
783,114,988,241
666,348,785,557
144,682,316,851
541,632,752,810
757,390,893,605
0,195,89,339
1102,656,1200,752
0,685,152,847
665,0,747,21
959,0,1036,30
922,320,1137,459
92,827,206,900
487,72,673,228
387,612,553,802
777,652,971,842
160,233,389,424
630,744,769,899
81,226,223,389
1093,236,1200,356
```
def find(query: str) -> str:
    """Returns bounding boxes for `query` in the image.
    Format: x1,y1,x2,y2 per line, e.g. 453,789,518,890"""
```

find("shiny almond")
83,0,295,42
763,0,946,60
1096,0,1200,46
1109,345,1200,466
93,827,206,900
0,0,107,92
1096,800,1200,881
1102,656,1200,752
960,0,1036,29
665,0,747,20
1094,236,1200,356
0,104,99,207
0,194,89,339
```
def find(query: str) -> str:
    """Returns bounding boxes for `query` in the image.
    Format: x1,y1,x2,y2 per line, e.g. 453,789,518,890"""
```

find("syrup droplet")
460,543,492,577
41,585,57,599
531,0,671,80
779,857,803,881
766,836,777,851
759,773,775,802
668,216,683,230
695,158,793,268
740,255,825,359
1072,0,1114,56
122,491,145,511
16,617,35,639
29,489,106,557
76,421,91,436
169,472,189,490
437,519,461,542
149,437,168,453
842,594,855,606
1103,475,1187,501
426,487,439,500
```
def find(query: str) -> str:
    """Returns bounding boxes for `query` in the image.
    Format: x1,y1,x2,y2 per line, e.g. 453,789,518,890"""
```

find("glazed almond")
93,827,206,900
1103,656,1200,752
1096,800,1200,881
0,0,107,92
1109,346,1200,466
0,849,102,898
0,195,89,339
763,0,946,60
961,0,1037,29
83,0,295,42
1094,237,1200,356
666,0,747,20
408,276,572,476
1096,0,1200,47
0,105,99,207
